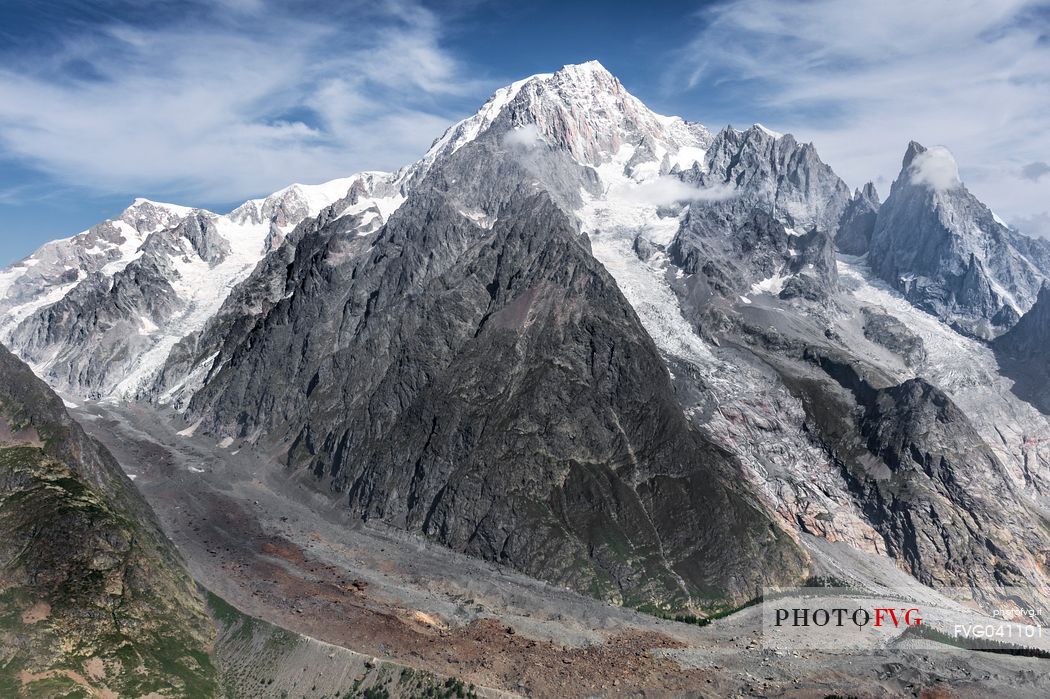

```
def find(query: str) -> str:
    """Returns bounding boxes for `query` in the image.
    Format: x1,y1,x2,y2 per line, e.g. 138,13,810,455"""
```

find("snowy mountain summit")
0,172,401,398
4,61,1050,623
0,61,718,401
408,60,711,186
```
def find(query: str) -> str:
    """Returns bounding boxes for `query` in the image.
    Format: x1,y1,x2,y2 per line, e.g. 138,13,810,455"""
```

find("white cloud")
0,0,484,206
611,177,737,206
909,146,962,192
503,124,544,149
673,0,1050,225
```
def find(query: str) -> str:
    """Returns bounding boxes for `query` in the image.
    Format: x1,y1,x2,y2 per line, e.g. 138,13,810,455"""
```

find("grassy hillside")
0,344,218,697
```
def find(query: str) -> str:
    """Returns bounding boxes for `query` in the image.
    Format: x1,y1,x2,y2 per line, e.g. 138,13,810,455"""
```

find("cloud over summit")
673,0,1050,236
909,147,962,192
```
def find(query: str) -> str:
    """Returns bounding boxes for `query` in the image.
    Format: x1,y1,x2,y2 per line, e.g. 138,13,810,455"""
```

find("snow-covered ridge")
0,61,803,402
406,60,713,184
753,123,783,139
229,172,398,229
407,73,553,179
0,171,402,399
0,199,193,335
129,198,197,216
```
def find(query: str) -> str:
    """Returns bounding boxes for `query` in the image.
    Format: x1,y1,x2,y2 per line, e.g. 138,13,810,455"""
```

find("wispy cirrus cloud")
0,0,486,205
611,178,737,207
672,0,1050,236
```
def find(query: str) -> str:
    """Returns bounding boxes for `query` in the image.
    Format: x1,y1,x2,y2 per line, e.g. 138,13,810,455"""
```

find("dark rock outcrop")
835,182,880,256
669,203,836,301
176,134,807,611
782,350,1049,615
993,285,1050,413
860,307,927,366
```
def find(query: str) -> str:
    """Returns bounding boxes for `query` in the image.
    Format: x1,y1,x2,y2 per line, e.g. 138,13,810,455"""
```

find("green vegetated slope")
0,343,218,697
0,341,491,698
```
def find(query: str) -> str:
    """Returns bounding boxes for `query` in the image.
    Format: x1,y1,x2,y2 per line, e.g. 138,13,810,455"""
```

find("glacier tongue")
106,213,272,399
578,142,713,366
578,139,884,559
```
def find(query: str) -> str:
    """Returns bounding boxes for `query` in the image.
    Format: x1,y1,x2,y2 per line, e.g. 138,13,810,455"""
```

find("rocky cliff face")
0,344,217,697
652,261,1050,620
868,142,1047,338
994,285,1050,414
172,124,807,611
835,182,880,256
995,285,1050,358
782,351,1049,613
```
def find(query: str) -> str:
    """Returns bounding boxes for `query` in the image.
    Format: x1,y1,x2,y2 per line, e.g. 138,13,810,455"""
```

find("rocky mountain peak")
509,61,711,165
868,142,1047,337
835,182,882,256
904,144,963,194
996,283,1050,355
150,212,231,264
407,61,711,186
120,198,198,234
858,181,880,205
993,283,1050,413
901,139,927,169
695,123,851,236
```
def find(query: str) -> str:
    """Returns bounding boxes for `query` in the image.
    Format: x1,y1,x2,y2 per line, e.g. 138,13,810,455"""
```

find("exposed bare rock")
176,135,807,610
860,307,927,366
994,284,1050,413
868,142,1048,338
836,182,880,256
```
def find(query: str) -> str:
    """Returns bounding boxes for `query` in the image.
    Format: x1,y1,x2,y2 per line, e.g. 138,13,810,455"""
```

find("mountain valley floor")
74,400,1050,698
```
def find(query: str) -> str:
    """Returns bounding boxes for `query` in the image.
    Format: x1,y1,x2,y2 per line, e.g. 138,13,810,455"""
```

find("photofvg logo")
773,605,922,629
760,588,927,651
760,587,1050,654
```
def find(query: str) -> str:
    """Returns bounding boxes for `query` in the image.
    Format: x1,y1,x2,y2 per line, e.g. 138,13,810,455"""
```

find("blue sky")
1,0,1049,264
